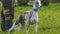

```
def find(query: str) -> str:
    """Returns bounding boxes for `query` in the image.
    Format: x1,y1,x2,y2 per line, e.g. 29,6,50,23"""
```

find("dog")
8,0,42,34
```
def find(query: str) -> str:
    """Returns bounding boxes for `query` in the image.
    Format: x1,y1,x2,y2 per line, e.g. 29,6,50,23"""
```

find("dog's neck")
32,6,38,12
32,2,39,12
30,8,38,12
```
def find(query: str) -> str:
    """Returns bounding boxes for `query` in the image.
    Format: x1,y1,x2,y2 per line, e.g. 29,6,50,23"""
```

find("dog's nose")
39,6,42,10
41,5,42,7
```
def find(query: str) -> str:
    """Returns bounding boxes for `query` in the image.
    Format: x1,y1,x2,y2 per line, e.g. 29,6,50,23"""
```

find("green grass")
0,3,60,34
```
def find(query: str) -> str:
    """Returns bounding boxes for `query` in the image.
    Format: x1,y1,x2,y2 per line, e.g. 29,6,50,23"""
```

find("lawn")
0,3,60,34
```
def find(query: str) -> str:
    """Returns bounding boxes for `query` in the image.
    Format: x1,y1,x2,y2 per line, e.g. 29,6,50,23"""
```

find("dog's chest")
30,12,38,23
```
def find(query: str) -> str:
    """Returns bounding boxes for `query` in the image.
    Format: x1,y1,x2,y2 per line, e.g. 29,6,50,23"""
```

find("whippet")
8,0,42,34
26,0,42,34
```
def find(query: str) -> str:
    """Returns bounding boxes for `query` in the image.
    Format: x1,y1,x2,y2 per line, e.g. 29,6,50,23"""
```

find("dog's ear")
35,0,39,2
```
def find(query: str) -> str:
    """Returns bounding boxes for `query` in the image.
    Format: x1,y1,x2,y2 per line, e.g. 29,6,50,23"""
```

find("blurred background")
0,0,60,34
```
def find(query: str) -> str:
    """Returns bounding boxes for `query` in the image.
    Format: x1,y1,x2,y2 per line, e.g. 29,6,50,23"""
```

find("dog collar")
34,9,38,12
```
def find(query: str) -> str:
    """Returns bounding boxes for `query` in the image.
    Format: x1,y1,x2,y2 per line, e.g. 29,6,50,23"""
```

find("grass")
0,3,60,34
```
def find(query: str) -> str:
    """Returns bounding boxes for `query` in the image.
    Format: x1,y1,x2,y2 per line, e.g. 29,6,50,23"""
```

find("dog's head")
33,0,42,9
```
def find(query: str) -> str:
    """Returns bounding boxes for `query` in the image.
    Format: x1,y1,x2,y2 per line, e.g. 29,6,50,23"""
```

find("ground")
0,3,60,34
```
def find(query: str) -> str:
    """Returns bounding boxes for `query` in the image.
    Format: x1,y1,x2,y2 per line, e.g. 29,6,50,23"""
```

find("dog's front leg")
35,22,38,34
26,20,31,34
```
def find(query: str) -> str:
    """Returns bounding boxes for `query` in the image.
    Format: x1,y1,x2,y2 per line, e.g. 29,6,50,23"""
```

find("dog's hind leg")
18,22,25,31
17,23,22,31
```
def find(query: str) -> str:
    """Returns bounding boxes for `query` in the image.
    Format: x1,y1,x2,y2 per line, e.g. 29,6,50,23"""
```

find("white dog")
26,0,42,34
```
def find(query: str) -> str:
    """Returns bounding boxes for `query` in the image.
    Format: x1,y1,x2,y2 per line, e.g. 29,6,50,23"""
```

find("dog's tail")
8,19,20,32
8,23,16,32
8,18,20,32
